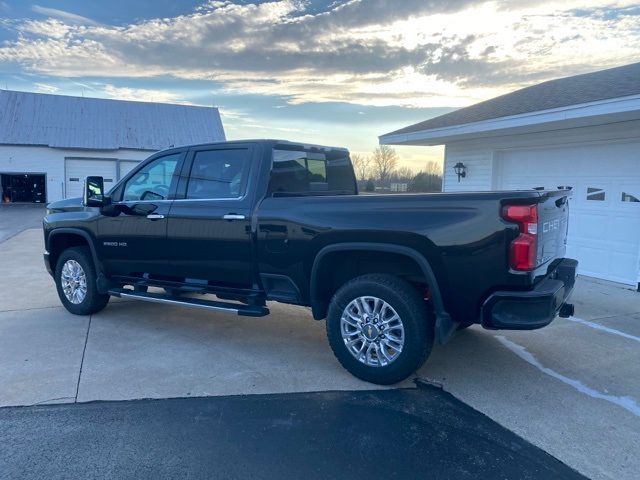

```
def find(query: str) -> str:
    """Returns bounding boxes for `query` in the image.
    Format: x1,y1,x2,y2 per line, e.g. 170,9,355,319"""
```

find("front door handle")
223,214,246,220
146,213,165,220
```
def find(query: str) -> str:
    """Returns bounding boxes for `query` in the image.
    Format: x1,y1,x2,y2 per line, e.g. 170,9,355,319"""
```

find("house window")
621,192,640,203
586,187,605,201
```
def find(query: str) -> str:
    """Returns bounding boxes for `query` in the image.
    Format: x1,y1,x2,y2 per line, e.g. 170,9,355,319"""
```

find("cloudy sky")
1,1,639,169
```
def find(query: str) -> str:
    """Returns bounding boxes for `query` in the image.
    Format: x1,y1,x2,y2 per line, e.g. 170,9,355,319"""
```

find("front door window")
122,154,180,202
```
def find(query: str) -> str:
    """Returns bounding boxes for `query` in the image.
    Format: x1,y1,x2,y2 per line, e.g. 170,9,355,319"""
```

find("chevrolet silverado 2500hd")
43,140,577,384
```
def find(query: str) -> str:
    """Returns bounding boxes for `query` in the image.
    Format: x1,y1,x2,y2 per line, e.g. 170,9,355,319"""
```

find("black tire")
326,274,434,385
457,322,474,331
54,246,110,315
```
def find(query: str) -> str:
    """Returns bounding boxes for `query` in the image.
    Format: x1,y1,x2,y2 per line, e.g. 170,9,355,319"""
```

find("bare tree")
392,166,414,182
425,160,442,176
408,160,443,193
351,153,371,181
371,145,399,182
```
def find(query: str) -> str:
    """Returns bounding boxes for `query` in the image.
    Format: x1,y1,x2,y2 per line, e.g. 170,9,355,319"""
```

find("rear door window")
268,148,356,196
185,149,250,199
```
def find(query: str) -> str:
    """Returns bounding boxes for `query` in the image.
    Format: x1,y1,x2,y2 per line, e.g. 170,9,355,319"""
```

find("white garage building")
0,90,225,203
380,62,640,287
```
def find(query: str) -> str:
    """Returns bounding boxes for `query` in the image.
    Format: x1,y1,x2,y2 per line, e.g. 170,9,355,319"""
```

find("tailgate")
536,189,570,267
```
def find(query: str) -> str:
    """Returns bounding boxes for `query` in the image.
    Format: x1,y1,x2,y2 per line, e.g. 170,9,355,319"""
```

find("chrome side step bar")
108,289,269,317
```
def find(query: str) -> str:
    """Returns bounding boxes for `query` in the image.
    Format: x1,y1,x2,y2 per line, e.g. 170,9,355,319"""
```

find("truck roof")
181,139,349,152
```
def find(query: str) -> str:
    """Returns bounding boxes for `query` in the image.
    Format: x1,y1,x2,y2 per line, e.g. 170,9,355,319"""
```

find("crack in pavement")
0,300,138,314
0,305,63,314
29,396,75,406
75,314,92,403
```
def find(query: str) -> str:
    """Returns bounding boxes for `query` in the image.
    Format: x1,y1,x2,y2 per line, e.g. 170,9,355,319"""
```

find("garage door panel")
568,212,599,240
569,211,628,241
574,178,615,210
65,159,117,199
498,142,640,285
572,244,637,284
619,183,640,208
574,245,612,277
611,214,640,243
611,251,640,282
119,160,141,179
571,209,640,238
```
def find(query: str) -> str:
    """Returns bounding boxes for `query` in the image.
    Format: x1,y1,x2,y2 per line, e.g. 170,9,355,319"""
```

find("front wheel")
326,274,434,385
55,246,110,315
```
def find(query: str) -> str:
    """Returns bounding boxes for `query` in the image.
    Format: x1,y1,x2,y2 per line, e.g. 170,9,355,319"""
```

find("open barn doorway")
1,173,46,203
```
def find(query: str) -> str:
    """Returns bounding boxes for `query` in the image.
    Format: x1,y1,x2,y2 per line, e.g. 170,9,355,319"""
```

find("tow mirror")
83,176,106,207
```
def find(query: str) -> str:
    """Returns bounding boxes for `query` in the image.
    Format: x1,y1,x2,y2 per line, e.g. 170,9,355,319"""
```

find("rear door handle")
146,213,165,220
223,214,245,220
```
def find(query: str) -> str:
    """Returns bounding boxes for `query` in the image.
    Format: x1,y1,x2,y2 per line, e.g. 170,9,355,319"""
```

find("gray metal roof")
0,90,225,150
382,61,640,137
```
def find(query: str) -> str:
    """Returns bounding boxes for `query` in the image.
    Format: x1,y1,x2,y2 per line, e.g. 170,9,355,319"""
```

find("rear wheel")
55,246,109,315
326,274,434,385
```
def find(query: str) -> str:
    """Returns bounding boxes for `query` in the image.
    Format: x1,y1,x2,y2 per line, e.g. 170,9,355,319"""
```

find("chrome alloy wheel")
61,259,87,304
340,296,405,367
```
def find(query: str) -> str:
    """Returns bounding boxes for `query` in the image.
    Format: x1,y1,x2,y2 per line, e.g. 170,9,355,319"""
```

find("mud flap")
96,274,116,295
435,312,458,345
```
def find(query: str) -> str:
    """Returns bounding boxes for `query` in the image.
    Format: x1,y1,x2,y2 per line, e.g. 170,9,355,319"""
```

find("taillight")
502,204,538,271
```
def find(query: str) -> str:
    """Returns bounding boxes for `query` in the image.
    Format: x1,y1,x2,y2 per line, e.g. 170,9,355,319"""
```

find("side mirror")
83,176,106,207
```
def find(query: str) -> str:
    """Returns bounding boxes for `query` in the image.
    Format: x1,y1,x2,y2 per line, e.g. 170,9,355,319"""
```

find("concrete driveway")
1,227,639,480
0,204,45,242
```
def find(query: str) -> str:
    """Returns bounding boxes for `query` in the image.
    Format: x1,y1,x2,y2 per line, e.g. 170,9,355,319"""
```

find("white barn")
380,62,640,287
0,90,225,203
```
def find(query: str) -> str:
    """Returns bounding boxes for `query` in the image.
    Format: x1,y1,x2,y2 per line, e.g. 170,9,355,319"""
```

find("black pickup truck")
43,140,577,384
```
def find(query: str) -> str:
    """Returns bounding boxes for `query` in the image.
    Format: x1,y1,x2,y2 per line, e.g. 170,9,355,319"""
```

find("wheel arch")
310,242,455,343
47,228,101,274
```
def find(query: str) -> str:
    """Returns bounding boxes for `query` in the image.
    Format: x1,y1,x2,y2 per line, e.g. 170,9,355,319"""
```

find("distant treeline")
352,146,442,193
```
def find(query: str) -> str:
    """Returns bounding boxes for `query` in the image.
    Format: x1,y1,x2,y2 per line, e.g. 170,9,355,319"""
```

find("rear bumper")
481,258,578,330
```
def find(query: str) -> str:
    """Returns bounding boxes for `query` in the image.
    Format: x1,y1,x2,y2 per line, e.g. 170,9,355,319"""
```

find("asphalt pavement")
0,384,585,480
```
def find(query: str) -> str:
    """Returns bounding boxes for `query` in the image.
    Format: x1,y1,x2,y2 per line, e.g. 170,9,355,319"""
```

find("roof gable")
382,62,640,138
0,90,225,150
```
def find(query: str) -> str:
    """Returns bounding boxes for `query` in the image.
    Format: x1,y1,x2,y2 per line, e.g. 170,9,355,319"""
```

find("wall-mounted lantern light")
453,162,467,182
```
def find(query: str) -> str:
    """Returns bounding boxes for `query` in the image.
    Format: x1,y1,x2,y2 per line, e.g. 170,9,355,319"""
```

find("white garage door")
65,159,117,199
499,141,640,286
119,160,141,179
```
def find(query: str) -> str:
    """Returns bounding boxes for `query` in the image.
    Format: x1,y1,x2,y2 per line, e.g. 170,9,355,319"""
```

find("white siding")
443,119,640,192
0,145,152,202
442,145,494,191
